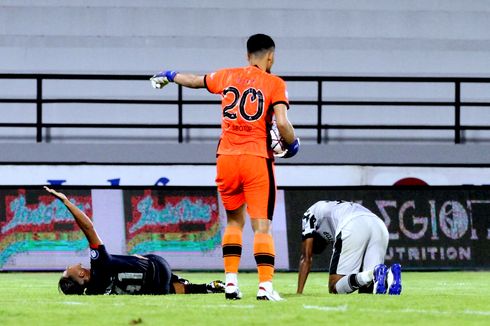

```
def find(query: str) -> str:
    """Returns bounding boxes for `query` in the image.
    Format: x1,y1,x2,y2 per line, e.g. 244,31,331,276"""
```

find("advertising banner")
0,165,361,186
2,186,489,271
0,188,91,270
285,187,490,271
0,187,289,271
122,188,223,270
1,165,489,186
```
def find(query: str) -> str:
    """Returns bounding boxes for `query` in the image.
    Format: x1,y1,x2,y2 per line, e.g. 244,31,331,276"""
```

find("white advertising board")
0,165,488,186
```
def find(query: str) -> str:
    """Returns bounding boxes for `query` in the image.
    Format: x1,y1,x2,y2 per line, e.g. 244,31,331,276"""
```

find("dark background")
284,186,490,271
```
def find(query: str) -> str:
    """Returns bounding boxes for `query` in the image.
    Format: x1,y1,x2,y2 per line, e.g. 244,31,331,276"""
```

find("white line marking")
463,309,490,316
201,304,256,309
360,308,490,316
302,305,490,317
303,304,348,312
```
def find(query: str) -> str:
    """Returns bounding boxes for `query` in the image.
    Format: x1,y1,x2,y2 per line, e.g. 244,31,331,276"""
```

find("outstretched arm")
44,186,103,247
297,237,314,294
174,73,205,89
150,70,205,89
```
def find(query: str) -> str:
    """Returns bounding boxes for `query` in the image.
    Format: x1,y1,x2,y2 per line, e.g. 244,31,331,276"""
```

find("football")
270,122,286,156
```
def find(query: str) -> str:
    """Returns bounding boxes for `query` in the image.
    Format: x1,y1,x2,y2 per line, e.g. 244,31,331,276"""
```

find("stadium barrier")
2,73,490,144
1,186,488,272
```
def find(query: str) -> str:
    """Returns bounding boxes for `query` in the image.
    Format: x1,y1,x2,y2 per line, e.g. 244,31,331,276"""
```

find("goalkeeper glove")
206,280,225,293
150,70,178,89
282,138,300,158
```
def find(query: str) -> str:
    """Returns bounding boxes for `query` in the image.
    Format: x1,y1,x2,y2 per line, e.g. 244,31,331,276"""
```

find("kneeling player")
296,200,402,295
45,186,224,295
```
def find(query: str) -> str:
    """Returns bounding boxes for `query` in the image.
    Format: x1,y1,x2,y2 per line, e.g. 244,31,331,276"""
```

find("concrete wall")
1,0,490,144
1,143,489,166
2,0,490,76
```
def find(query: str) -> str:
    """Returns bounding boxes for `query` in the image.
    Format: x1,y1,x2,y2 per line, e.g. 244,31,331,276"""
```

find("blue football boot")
387,264,402,295
373,264,388,294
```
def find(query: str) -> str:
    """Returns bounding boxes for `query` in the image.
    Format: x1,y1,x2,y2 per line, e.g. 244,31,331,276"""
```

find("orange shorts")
215,154,276,220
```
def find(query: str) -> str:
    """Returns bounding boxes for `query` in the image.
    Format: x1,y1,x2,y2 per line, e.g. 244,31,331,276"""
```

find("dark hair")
247,34,275,54
58,276,85,295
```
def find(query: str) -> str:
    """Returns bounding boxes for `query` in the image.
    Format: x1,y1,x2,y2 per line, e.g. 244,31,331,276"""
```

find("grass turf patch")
0,271,489,325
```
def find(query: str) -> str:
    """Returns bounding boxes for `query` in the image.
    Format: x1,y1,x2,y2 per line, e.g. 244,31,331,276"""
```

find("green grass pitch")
1,271,489,325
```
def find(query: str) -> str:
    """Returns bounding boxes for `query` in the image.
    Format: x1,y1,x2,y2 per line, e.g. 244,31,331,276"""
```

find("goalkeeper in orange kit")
151,34,300,301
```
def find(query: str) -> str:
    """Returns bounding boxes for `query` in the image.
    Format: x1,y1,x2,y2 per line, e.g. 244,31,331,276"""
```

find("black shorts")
144,254,172,295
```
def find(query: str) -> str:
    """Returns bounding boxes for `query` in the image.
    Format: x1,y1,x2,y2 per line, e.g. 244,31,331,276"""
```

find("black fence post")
317,80,323,144
178,84,183,143
36,77,43,142
455,81,461,144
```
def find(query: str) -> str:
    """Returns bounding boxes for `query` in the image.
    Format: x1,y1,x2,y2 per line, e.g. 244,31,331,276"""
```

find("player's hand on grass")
44,186,68,202
281,138,300,158
150,70,178,89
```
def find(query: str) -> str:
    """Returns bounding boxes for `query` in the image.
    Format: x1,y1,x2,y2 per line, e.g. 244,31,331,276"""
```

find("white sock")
335,271,373,294
225,273,238,286
335,276,356,294
356,270,374,285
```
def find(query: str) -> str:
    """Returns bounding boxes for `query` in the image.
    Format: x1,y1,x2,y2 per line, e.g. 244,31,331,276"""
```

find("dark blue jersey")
85,245,171,295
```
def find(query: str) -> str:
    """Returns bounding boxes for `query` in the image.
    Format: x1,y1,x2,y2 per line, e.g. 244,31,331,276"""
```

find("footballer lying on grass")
44,186,224,296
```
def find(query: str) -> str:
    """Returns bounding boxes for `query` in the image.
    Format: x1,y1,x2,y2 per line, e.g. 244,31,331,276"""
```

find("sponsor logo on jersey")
90,249,99,260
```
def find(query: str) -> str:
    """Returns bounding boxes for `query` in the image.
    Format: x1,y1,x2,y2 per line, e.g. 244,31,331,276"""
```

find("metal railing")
1,73,490,144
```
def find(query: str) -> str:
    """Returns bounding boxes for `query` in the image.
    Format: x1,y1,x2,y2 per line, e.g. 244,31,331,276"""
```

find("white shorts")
329,214,389,275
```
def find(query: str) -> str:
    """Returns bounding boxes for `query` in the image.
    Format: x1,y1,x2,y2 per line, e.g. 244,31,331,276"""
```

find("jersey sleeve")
90,244,111,268
301,204,319,240
204,69,227,94
270,78,289,109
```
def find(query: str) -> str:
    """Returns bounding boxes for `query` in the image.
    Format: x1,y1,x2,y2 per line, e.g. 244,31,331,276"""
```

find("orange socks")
223,227,275,283
222,226,243,274
253,233,275,283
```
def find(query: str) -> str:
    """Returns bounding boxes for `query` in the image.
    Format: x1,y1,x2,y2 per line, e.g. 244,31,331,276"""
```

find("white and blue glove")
150,70,178,89
282,138,300,158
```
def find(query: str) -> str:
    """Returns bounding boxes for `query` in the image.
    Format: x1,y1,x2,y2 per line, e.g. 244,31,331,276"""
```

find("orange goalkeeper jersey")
204,65,289,158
